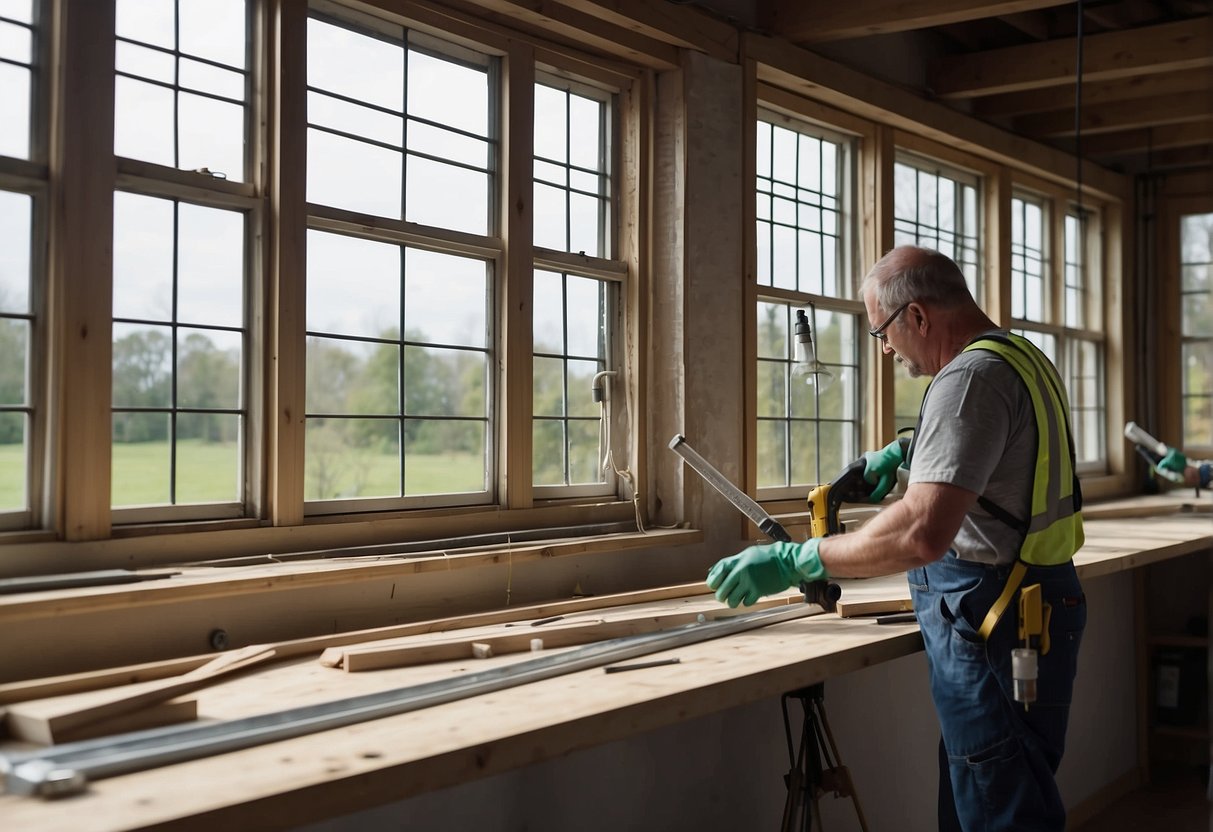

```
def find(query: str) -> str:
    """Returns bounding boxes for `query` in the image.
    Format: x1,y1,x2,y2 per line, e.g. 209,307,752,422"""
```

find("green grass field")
0,440,485,509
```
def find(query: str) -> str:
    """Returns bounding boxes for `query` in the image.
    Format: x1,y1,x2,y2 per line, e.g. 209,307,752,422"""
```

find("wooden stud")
973,68,1213,119
48,0,117,540
929,17,1213,98
1014,92,1213,139
499,40,535,509
266,0,308,526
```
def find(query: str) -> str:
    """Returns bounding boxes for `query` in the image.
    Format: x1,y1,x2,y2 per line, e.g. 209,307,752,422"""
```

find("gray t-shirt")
907,334,1037,565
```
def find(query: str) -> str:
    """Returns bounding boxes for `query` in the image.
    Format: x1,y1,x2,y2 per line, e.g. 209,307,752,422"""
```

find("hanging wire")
1073,0,1085,217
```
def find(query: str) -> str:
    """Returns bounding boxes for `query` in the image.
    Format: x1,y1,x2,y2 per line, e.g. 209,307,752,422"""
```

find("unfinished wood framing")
748,33,1128,201
763,0,1069,43
267,0,308,526
48,0,117,541
973,68,1213,118
1014,92,1213,138
929,17,1213,98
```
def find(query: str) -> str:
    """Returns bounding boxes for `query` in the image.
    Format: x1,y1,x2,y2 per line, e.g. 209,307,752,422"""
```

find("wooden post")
48,0,116,540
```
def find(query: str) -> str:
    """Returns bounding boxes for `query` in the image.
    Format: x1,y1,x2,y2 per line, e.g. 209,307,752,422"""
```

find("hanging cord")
594,370,655,533
1073,0,1084,216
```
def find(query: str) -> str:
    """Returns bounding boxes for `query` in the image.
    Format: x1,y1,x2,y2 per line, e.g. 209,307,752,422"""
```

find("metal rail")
1,604,820,798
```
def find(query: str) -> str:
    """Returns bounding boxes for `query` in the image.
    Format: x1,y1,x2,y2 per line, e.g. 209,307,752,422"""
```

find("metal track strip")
1,604,819,798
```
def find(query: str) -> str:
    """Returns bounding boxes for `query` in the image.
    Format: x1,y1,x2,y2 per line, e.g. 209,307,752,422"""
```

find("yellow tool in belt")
977,562,1054,709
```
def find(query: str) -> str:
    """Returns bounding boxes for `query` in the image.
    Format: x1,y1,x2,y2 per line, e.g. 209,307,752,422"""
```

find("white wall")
298,571,1137,832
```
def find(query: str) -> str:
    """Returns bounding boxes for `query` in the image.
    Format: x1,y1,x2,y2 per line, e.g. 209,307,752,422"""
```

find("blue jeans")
908,554,1086,832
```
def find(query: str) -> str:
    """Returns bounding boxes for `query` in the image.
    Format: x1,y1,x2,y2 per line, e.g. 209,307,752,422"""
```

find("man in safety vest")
708,245,1086,831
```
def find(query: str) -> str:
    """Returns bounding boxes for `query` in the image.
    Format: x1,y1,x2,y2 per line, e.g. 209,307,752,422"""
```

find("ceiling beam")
744,32,1129,201
761,0,1071,43
997,10,1053,40
929,16,1213,98
1079,121,1213,156
1138,144,1212,172
1014,92,1213,137
973,68,1213,117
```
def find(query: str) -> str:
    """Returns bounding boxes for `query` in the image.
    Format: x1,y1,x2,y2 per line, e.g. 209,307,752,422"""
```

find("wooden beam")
1140,144,1213,172
929,17,1213,98
973,68,1213,118
997,9,1053,40
500,41,535,509
426,0,681,69
1014,92,1213,138
266,0,307,526
49,0,116,540
745,33,1130,201
556,0,739,61
1079,121,1213,156
762,0,1071,43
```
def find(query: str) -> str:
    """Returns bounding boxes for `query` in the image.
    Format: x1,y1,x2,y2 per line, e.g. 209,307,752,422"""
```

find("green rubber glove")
1155,447,1187,484
862,438,905,502
706,539,827,609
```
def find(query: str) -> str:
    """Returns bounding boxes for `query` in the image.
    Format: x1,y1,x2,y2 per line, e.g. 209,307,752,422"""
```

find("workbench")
0,500,1209,831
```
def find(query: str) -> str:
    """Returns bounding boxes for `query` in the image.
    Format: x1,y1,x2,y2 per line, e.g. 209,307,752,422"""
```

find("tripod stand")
779,683,869,832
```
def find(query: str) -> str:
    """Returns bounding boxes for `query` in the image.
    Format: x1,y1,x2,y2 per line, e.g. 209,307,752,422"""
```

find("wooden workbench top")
0,509,1209,831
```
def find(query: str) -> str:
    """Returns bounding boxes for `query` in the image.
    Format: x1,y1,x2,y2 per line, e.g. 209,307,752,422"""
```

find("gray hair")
860,246,973,311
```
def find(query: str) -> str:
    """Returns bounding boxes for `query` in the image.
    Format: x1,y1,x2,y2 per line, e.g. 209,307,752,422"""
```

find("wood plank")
1014,92,1213,138
763,0,1070,43
973,68,1213,118
5,698,198,745
1,647,276,743
0,578,716,704
746,34,1130,202
326,596,800,670
929,17,1213,98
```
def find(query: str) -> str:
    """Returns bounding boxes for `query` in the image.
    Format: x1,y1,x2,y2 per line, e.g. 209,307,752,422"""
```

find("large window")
1179,212,1213,448
892,155,981,428
111,0,252,518
0,0,34,161
304,16,495,510
114,0,249,180
304,12,625,511
1062,211,1105,467
1009,197,1106,470
755,112,859,494
532,76,618,494
0,0,39,529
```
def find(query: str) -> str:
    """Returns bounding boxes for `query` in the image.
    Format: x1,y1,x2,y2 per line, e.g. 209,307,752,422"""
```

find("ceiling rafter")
973,68,1212,117
761,0,1072,43
1014,91,1213,136
928,15,1212,97
1078,120,1213,156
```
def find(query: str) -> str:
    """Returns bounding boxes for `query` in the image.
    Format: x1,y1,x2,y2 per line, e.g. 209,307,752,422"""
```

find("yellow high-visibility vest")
961,333,1084,566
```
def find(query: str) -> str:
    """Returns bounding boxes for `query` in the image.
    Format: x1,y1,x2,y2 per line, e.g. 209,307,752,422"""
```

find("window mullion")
51,0,116,539
501,40,535,508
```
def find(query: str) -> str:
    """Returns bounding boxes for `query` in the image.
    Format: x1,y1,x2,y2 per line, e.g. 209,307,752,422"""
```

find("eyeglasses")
868,302,910,342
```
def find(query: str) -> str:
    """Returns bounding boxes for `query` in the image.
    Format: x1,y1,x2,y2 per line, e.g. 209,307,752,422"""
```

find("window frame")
748,95,865,505
0,0,47,531
108,0,262,525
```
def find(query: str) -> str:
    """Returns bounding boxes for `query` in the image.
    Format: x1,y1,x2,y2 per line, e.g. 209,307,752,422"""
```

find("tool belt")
976,560,1052,655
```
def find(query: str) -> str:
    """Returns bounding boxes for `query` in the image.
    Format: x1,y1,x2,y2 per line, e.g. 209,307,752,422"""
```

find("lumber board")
0,579,716,704
1,646,276,744
5,697,198,746
323,595,800,671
